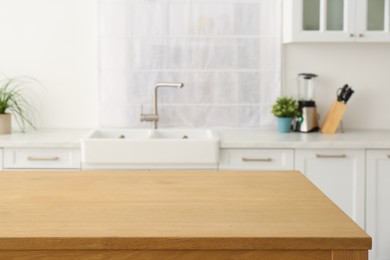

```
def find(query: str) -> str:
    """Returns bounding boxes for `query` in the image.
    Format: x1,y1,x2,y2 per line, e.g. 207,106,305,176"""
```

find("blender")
293,73,319,133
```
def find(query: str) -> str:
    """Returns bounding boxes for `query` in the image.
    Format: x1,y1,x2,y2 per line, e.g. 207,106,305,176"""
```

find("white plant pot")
0,113,11,134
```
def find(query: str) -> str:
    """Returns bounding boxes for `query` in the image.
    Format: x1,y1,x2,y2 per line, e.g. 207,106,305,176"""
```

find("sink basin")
87,129,152,139
150,129,213,139
81,129,219,165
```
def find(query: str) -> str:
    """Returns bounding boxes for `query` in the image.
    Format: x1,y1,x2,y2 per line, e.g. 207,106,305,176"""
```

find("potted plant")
272,97,300,133
0,76,39,134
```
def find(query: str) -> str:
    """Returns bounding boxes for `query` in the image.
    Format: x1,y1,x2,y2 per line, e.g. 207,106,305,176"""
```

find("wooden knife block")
320,101,347,134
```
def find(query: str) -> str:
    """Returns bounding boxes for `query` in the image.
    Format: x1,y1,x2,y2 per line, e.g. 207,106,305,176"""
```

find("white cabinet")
3,148,81,170
366,150,390,260
283,0,390,43
219,149,294,170
295,149,365,228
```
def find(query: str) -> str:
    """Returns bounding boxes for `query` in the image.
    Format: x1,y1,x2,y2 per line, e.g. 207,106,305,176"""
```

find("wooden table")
0,170,371,259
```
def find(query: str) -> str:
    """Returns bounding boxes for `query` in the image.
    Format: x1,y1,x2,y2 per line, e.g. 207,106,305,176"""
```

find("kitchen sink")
81,129,219,166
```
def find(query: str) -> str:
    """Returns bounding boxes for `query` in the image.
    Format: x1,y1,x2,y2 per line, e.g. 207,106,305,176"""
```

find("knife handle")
344,89,354,104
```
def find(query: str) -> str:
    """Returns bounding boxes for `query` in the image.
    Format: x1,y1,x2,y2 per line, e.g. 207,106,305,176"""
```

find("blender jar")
298,73,318,101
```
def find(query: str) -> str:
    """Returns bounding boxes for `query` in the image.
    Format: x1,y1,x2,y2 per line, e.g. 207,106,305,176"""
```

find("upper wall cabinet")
283,0,390,43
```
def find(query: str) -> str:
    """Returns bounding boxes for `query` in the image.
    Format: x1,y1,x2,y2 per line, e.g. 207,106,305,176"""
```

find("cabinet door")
283,0,356,42
366,150,390,260
356,0,390,42
295,149,365,228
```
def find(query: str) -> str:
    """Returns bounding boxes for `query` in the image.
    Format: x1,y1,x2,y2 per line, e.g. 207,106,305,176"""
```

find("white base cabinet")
295,149,365,229
366,150,390,260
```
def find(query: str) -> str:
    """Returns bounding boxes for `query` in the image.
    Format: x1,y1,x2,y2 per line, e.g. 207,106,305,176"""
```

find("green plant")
271,97,300,118
0,75,40,132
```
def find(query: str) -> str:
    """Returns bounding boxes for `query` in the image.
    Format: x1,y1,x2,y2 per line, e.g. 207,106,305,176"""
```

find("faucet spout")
155,82,184,89
153,83,184,118
140,82,184,129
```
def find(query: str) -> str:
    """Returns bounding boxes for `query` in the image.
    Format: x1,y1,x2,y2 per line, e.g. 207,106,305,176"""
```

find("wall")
283,44,390,130
1,1,389,130
0,0,98,129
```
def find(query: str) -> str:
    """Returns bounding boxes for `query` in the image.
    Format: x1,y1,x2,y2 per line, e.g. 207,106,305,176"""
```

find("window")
99,0,281,128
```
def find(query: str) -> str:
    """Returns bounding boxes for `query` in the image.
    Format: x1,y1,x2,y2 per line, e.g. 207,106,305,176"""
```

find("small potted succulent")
272,97,300,133
0,76,39,134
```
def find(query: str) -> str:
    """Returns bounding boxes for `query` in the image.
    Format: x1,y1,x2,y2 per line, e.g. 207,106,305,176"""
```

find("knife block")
320,101,347,134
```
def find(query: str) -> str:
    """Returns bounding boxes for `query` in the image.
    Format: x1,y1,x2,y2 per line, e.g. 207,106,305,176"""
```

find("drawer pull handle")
387,155,390,159
27,156,60,161
316,154,347,159
242,157,272,162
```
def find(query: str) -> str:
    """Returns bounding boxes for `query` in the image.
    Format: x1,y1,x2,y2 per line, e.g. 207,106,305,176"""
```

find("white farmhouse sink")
81,129,219,165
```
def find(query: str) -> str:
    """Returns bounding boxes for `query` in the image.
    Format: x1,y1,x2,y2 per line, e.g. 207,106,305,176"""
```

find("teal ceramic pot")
277,117,293,133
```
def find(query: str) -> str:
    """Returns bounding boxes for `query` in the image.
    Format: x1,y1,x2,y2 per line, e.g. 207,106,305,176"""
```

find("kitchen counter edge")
0,128,389,149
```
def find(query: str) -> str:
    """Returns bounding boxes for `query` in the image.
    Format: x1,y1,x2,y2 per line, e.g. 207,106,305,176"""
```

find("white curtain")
99,0,281,128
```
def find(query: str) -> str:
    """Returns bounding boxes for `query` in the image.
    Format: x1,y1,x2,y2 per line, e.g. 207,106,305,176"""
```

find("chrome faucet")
140,82,184,129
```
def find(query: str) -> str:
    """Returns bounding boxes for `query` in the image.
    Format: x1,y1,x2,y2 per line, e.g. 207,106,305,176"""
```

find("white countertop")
0,128,389,149
0,129,88,148
216,129,390,149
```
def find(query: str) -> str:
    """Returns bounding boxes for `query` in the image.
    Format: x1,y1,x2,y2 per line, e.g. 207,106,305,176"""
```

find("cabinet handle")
349,33,355,37
27,156,59,161
387,155,390,159
316,154,347,159
242,157,272,162
358,33,364,37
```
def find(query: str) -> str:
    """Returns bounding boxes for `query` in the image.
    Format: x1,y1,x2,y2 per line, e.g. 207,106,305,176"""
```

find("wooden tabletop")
0,170,370,251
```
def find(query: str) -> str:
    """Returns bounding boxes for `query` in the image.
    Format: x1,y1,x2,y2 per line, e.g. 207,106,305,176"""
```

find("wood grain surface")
0,249,332,260
0,170,370,254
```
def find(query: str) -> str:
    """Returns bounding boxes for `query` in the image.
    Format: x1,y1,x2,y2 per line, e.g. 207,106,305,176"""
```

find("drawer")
219,149,294,170
3,148,81,169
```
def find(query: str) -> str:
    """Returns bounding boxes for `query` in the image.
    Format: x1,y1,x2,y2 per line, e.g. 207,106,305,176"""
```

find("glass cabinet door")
327,0,344,31
292,0,355,42
367,0,386,31
356,0,390,41
302,0,346,32
303,0,321,31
